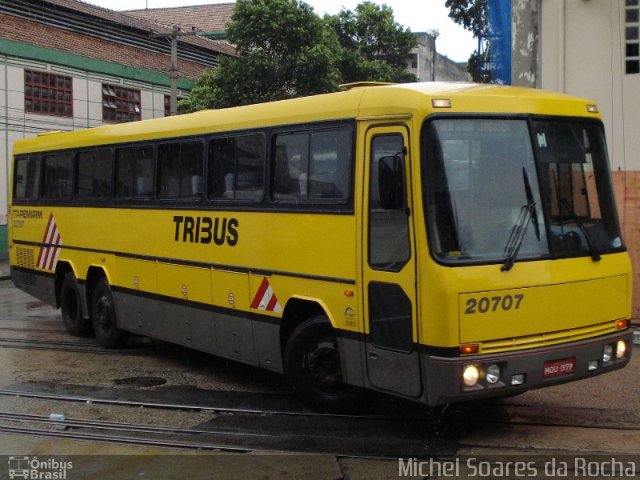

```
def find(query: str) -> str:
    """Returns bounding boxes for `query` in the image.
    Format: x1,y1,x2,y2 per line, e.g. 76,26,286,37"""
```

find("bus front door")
362,125,422,398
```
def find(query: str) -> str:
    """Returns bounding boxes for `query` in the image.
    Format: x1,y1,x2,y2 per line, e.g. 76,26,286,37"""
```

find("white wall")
0,56,173,230
540,0,640,172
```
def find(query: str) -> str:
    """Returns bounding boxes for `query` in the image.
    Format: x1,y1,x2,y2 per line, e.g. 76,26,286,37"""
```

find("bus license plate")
543,357,576,378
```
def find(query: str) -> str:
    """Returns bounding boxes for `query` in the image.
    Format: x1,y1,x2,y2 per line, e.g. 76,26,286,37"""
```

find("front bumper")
422,330,633,406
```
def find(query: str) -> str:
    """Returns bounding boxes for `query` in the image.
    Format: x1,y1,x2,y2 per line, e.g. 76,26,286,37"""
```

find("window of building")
77,149,113,199
24,70,73,117
103,84,141,122
208,135,265,201
158,141,204,199
409,53,418,69
626,0,640,74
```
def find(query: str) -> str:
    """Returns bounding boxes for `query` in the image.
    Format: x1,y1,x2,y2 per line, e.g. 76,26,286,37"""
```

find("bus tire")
60,272,93,337
91,278,128,348
284,315,365,413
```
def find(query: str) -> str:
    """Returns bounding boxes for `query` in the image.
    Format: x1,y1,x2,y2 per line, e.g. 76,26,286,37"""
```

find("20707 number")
464,294,524,315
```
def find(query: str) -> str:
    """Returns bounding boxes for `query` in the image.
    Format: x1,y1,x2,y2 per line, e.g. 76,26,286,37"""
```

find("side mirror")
378,155,405,210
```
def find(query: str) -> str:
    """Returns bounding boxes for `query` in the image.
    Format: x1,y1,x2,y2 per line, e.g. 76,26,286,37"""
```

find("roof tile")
126,3,235,35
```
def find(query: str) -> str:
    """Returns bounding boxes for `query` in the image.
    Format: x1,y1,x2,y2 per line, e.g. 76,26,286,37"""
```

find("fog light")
486,364,501,384
511,373,525,386
588,360,598,371
603,345,613,363
616,340,627,359
463,365,480,387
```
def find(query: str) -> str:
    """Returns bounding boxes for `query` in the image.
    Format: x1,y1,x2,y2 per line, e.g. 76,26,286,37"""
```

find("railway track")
1,381,638,431
0,410,253,452
1,278,639,458
0,335,159,356
0,382,448,457
1,379,639,458
0,331,638,458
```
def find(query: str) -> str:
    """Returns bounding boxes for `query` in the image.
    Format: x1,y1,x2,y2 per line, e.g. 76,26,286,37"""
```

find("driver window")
368,134,410,271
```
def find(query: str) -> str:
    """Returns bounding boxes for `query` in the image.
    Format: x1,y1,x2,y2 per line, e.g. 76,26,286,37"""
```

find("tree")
445,0,488,82
180,0,418,112
180,0,340,111
326,2,417,84
445,0,488,39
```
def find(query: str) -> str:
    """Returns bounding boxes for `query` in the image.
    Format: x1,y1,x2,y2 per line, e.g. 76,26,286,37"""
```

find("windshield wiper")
502,169,541,272
553,170,601,262
558,198,601,262
574,217,601,262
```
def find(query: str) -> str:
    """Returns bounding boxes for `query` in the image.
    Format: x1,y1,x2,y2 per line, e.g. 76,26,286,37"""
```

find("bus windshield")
423,117,624,265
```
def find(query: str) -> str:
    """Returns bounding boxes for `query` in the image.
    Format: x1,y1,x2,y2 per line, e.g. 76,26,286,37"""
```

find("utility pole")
151,25,198,115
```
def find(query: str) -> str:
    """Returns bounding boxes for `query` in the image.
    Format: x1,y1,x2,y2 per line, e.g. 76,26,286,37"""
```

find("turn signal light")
460,344,479,355
615,319,629,330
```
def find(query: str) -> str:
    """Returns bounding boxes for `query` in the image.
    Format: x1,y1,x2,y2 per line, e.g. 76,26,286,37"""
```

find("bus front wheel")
91,278,128,348
60,272,93,337
284,315,364,413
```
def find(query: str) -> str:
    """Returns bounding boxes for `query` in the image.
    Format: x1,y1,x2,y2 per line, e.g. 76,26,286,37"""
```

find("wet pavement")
0,259,639,479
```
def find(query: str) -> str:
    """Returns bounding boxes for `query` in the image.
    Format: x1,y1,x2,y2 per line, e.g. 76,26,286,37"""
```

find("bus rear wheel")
91,278,128,348
60,272,93,337
284,315,364,413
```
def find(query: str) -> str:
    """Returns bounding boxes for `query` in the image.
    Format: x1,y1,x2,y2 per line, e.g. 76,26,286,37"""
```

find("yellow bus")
8,82,633,412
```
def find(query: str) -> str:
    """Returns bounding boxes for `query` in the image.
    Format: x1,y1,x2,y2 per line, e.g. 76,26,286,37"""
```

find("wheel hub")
95,297,111,327
307,340,342,389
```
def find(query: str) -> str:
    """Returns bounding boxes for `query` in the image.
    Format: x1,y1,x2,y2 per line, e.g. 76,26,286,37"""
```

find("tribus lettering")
173,215,239,246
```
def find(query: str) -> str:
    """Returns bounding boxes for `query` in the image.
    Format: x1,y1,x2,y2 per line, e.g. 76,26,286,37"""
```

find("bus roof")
12,82,600,155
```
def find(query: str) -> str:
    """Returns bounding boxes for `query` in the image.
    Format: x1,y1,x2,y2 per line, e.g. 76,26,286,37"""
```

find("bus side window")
77,148,112,200
209,137,237,200
158,141,204,200
42,153,73,199
272,126,352,202
236,135,265,200
272,133,308,200
209,135,265,201
310,129,351,200
13,156,41,200
115,146,154,199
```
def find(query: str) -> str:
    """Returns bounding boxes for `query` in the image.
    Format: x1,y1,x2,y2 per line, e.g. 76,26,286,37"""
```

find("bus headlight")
616,340,627,359
602,345,613,363
463,365,480,387
486,364,501,384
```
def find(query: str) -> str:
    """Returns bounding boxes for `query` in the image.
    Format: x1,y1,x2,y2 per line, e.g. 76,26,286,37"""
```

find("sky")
83,0,477,62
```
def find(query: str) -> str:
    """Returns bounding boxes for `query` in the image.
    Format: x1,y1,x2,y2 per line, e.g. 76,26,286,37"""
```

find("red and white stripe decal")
250,277,283,313
36,213,63,271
